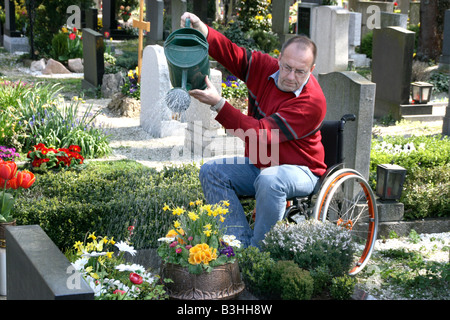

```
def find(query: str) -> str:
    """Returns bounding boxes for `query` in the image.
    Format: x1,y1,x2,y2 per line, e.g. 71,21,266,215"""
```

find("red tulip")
69,33,76,40
0,161,17,180
8,176,21,190
19,170,35,189
129,272,143,285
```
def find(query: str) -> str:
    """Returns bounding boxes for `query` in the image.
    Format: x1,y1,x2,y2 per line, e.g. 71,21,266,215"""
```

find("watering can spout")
164,17,209,112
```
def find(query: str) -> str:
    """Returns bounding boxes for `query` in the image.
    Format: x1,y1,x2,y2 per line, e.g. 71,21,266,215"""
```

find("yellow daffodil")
188,211,199,221
174,220,181,228
163,204,170,211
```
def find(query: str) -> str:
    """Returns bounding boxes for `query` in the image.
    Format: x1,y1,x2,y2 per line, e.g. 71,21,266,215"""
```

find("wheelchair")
243,114,378,276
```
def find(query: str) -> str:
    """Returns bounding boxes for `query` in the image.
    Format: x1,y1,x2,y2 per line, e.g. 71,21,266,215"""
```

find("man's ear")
310,64,316,73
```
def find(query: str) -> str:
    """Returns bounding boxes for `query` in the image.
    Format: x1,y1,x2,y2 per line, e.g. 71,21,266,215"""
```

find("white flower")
223,234,241,248
115,263,145,273
72,257,89,271
158,236,176,243
81,251,107,258
114,241,137,256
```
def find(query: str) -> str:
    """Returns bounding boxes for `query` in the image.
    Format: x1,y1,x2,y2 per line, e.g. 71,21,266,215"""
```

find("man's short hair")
280,35,317,66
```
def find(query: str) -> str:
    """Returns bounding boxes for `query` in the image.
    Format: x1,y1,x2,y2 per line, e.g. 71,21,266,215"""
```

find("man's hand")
189,76,222,107
180,12,209,38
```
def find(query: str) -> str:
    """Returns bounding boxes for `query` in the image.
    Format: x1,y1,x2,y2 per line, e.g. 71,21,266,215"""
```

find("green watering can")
164,18,210,112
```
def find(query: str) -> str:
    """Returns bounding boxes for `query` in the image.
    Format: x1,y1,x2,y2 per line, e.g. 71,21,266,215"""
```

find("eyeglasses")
279,63,308,77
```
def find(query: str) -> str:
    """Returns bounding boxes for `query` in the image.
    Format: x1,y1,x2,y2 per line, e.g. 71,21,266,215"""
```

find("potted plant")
0,159,36,244
157,200,245,300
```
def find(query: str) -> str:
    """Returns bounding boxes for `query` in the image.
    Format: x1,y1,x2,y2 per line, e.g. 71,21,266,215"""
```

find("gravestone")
319,71,376,180
140,45,186,137
372,26,415,120
439,10,450,73
348,11,370,68
272,0,296,44
310,6,350,77
146,0,164,45
85,8,98,31
297,2,318,38
409,1,420,26
380,12,408,29
81,28,105,91
443,79,450,136
171,0,187,32
5,225,94,300
3,0,29,53
353,1,394,37
183,68,244,159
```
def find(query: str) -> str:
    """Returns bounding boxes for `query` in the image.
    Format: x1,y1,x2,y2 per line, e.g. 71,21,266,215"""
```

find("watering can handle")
185,18,191,28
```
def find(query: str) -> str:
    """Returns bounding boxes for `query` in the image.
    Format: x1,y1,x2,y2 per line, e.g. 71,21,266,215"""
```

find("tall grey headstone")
319,71,376,180
272,0,292,43
380,12,408,29
310,6,350,77
439,10,450,73
81,28,105,90
372,27,415,120
6,225,94,300
443,79,450,136
146,0,164,45
140,45,186,138
171,0,187,32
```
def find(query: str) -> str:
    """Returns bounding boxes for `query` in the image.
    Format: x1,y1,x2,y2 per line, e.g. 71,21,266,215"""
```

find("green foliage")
370,135,450,219
14,161,204,250
50,32,69,62
115,51,138,71
357,31,373,59
330,275,357,300
236,0,272,33
238,246,276,298
271,260,314,300
429,71,449,94
262,220,355,278
401,164,450,219
310,265,332,295
32,0,94,57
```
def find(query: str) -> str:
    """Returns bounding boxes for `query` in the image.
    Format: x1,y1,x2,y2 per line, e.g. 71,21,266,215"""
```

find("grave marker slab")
81,28,105,91
310,6,350,77
146,0,164,45
439,10,450,73
5,225,94,300
319,71,376,179
372,26,415,120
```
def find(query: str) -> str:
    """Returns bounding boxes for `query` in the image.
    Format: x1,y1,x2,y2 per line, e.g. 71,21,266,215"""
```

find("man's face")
277,44,315,92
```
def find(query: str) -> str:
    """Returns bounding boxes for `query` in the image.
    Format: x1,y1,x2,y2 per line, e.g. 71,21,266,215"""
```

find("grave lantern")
376,164,407,201
411,81,433,104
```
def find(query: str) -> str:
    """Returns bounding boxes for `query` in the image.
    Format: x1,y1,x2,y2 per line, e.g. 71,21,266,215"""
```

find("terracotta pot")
160,260,245,300
0,219,16,248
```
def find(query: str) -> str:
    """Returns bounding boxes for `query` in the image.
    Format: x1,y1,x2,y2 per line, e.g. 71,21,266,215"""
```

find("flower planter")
160,260,245,300
0,220,16,248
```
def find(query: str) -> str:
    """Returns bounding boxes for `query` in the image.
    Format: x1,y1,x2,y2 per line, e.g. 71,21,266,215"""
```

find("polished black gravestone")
81,28,105,91
5,225,94,300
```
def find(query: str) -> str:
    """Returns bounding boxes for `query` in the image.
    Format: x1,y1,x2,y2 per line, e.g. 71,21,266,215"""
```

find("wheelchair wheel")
312,169,378,276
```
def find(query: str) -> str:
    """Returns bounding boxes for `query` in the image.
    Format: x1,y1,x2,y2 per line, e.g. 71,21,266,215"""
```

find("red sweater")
207,27,327,176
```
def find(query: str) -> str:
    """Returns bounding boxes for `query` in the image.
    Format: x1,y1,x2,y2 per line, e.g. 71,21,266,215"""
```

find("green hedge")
14,160,204,250
370,135,450,219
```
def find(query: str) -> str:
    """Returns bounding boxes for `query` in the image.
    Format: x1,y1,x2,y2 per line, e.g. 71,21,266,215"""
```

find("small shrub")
271,260,314,300
310,265,332,295
330,275,356,300
262,220,355,278
238,246,276,298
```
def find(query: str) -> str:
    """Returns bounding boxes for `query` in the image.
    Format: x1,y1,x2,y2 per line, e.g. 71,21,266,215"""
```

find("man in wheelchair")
184,12,327,248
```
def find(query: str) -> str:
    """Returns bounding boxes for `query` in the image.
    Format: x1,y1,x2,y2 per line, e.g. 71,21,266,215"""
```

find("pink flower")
113,289,126,295
185,245,192,250
176,248,182,254
169,241,178,248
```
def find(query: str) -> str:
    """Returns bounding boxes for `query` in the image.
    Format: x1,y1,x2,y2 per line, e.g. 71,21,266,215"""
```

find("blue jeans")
199,157,319,248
